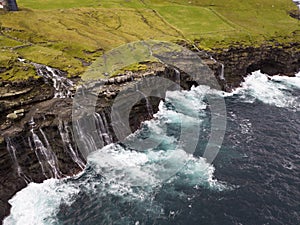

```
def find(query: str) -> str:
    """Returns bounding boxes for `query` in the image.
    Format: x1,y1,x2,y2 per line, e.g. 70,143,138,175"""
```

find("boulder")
6,113,18,120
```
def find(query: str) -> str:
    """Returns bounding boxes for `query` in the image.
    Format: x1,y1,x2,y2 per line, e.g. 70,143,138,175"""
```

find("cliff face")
0,65,197,222
0,44,299,223
211,43,300,90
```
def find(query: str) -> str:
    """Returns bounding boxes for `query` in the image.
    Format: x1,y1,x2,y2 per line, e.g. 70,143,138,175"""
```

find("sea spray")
4,81,229,224
231,70,300,109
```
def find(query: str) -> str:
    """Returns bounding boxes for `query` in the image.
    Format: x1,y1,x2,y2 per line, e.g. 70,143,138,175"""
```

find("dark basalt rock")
0,43,299,224
210,43,300,90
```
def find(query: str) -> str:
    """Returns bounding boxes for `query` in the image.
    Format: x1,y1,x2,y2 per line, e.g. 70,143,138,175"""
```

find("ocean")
4,70,300,225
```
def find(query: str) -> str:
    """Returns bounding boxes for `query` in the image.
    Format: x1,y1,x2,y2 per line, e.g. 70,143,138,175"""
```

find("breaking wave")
4,70,300,225
232,70,300,109
4,82,228,225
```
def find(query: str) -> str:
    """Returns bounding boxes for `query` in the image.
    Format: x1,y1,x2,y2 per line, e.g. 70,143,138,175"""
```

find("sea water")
4,71,300,225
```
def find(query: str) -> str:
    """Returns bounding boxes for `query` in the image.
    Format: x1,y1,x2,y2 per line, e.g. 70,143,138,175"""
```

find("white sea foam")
4,82,228,224
232,70,300,109
89,143,226,196
3,179,79,225
165,85,208,117
4,142,226,225
271,72,300,89
7,70,299,224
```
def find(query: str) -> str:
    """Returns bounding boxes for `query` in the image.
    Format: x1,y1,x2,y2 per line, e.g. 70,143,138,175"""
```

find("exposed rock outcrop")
0,63,205,223
0,43,299,223
211,42,300,90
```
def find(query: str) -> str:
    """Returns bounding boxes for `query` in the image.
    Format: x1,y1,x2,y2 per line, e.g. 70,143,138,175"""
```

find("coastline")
0,0,300,222
0,42,300,223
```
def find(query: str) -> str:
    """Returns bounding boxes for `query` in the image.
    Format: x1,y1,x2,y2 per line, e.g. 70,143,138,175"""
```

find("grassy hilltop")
0,0,299,80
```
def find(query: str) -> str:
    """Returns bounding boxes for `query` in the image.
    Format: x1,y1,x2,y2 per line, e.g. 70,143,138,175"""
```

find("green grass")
82,40,184,80
0,49,39,80
17,0,101,9
147,0,299,47
152,6,235,37
0,6,180,79
0,35,23,48
0,0,299,81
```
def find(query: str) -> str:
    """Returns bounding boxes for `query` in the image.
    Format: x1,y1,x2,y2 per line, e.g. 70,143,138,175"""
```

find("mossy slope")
0,0,299,80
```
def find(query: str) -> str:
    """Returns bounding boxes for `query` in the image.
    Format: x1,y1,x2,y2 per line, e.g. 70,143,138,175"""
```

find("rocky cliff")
0,43,299,223
211,42,300,90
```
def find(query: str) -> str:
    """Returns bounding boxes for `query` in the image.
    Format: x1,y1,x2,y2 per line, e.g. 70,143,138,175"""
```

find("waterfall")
174,67,181,88
26,119,49,178
220,63,225,80
30,119,62,179
28,136,48,178
72,112,115,159
94,112,113,145
58,120,85,170
208,55,225,80
293,0,300,9
36,65,74,98
73,116,103,159
6,138,31,183
17,58,74,98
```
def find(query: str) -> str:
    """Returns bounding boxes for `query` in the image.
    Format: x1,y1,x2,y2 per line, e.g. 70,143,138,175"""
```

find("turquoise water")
4,71,300,225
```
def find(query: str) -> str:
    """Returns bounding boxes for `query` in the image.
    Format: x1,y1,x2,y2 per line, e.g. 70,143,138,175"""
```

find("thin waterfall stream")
30,122,62,179
18,57,74,99
58,120,86,170
6,138,31,184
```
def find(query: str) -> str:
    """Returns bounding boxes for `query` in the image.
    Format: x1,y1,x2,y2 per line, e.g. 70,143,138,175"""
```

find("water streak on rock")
174,67,181,88
73,112,114,159
6,138,31,183
30,120,62,178
94,112,113,145
34,64,73,98
58,120,85,170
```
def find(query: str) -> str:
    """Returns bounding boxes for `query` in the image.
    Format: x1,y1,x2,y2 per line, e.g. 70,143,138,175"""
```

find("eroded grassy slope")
0,0,299,80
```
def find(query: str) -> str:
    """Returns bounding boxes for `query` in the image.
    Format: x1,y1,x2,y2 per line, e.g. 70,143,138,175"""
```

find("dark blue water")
4,71,300,225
